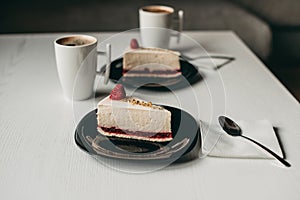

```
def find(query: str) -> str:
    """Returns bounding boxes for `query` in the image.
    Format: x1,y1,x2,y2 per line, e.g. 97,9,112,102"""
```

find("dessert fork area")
0,31,300,200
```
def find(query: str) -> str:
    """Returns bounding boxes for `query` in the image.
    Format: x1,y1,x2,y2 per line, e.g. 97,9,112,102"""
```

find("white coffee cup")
139,5,183,48
54,35,111,101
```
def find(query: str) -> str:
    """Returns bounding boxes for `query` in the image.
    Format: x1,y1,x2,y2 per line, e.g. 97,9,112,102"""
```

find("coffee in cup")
56,36,95,46
142,6,173,14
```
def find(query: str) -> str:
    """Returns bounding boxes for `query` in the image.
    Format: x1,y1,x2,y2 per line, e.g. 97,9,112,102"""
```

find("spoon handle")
242,135,291,167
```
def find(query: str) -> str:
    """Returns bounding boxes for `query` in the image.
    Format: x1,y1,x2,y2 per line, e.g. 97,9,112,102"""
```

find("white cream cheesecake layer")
123,47,181,74
97,96,171,133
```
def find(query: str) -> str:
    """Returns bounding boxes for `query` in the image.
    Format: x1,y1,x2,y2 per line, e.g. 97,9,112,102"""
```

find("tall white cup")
139,5,184,48
54,35,111,101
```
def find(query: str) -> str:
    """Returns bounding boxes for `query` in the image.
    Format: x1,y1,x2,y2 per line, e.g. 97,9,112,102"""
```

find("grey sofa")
233,0,300,65
2,0,299,65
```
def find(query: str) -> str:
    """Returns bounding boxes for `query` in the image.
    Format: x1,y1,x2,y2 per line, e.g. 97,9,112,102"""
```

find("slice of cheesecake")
96,84,172,142
123,47,181,78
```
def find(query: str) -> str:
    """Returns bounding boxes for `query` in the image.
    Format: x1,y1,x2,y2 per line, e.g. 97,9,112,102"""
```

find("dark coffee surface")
56,36,95,46
143,7,172,14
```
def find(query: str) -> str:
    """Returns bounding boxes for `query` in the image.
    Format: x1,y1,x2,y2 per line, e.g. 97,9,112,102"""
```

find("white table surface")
0,31,299,200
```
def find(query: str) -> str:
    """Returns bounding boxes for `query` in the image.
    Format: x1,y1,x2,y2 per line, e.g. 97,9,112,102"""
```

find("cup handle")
171,10,184,43
96,43,111,84
177,10,184,43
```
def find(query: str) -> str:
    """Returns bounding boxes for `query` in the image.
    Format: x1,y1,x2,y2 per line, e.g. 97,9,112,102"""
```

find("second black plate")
107,58,202,89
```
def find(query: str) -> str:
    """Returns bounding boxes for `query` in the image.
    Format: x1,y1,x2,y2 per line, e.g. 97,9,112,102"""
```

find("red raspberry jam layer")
123,69,181,75
99,126,172,139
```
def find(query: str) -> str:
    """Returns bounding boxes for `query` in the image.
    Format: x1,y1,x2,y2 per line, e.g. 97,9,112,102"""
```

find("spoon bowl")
218,116,291,167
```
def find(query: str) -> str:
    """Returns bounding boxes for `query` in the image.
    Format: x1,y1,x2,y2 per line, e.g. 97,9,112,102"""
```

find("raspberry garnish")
110,84,126,100
130,39,139,49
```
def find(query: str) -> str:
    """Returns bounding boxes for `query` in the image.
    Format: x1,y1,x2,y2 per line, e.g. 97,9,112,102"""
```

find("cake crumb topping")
128,98,152,107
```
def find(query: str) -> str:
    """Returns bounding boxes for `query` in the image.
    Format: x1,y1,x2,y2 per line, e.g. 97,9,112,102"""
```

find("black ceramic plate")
106,58,202,89
75,105,200,163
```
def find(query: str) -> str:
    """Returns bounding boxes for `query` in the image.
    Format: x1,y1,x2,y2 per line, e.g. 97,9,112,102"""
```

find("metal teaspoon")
218,116,291,167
